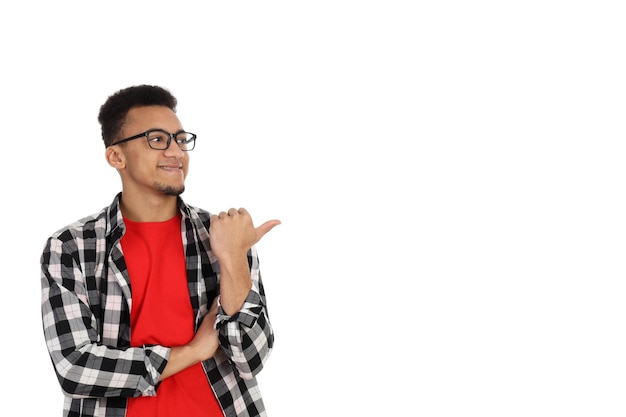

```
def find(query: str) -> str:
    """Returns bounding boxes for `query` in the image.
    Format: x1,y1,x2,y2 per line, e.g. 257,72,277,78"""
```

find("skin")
104,105,281,380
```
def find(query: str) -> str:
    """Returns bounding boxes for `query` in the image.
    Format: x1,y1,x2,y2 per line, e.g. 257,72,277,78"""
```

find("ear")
105,146,126,169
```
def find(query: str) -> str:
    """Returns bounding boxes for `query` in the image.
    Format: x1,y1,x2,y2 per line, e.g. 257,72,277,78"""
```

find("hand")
209,208,281,263
162,297,220,379
188,297,219,362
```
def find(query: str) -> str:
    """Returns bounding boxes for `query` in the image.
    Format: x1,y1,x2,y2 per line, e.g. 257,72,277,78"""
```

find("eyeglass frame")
108,128,197,151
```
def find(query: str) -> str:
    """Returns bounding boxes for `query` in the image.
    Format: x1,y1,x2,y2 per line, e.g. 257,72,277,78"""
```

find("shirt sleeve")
40,235,169,399
214,246,274,379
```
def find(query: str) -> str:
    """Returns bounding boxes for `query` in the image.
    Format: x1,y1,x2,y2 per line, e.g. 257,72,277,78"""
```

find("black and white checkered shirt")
41,193,274,417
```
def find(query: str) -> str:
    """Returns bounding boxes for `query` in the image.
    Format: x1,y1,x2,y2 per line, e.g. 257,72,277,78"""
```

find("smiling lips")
159,164,183,171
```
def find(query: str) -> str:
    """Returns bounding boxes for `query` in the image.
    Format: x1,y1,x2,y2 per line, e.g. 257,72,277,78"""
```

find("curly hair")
98,85,178,147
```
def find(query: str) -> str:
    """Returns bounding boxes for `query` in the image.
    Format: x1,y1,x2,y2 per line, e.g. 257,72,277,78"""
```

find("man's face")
113,105,190,197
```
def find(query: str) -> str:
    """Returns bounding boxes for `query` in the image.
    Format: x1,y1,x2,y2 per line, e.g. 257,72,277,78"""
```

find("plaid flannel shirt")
40,193,274,417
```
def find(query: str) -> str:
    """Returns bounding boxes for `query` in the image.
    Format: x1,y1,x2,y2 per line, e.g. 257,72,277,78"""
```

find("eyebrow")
148,128,186,134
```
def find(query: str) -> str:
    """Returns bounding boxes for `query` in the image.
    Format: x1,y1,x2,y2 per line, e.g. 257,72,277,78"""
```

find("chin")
156,184,185,196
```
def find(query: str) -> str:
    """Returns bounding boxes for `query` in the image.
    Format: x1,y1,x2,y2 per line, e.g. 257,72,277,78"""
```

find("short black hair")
98,84,178,146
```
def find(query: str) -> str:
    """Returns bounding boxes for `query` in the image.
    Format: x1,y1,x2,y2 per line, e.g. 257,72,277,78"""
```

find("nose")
163,137,185,158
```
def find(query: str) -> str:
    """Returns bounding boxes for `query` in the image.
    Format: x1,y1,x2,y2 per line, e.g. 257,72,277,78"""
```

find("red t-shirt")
122,214,223,417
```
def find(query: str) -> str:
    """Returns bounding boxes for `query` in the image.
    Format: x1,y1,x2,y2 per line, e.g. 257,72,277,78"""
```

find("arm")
161,297,219,379
41,236,165,398
209,208,280,378
40,235,219,398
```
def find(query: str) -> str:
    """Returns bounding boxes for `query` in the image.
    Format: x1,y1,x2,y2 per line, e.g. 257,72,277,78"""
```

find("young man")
40,85,280,417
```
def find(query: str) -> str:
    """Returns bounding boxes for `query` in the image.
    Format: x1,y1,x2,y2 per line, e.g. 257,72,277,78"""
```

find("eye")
147,132,168,143
175,133,192,144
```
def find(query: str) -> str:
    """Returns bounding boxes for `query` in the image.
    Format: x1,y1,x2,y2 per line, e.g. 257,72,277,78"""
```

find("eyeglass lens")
147,130,195,150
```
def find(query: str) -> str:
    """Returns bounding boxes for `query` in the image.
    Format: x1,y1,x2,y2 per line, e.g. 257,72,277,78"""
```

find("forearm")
161,345,200,379
218,255,253,315
161,301,220,379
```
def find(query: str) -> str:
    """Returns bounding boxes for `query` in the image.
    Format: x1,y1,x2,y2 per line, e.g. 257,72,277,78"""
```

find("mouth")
159,164,183,172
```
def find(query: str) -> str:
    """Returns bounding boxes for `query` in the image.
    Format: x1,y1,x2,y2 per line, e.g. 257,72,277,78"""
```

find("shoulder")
47,194,123,245
47,207,109,245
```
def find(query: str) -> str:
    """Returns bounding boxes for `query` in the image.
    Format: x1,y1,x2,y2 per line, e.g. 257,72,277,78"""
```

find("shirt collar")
105,192,193,241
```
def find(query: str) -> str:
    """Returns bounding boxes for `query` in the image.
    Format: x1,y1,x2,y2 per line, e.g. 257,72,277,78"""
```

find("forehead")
123,106,183,134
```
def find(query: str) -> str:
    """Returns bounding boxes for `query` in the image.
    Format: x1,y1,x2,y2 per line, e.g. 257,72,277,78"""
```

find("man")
40,84,279,417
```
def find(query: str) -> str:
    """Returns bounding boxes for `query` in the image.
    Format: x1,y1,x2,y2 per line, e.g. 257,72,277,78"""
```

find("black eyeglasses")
109,129,197,151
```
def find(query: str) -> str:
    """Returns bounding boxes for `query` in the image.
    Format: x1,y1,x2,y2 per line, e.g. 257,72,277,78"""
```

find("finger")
255,219,281,242
228,208,238,216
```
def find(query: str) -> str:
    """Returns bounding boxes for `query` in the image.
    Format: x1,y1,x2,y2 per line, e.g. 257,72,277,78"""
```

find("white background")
1,1,625,416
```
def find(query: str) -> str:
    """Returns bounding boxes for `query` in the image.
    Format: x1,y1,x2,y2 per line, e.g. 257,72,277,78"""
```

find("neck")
119,191,180,222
